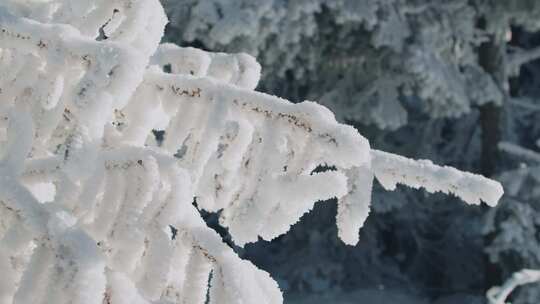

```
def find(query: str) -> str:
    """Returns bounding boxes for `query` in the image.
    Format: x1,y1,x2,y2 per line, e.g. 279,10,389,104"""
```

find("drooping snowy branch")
134,45,503,245
0,1,504,303
122,68,368,245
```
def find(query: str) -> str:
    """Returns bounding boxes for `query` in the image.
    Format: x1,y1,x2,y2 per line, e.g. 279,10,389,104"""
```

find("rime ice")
0,1,503,304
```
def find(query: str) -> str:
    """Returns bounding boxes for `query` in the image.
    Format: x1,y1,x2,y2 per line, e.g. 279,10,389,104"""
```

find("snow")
0,1,504,303
371,150,504,207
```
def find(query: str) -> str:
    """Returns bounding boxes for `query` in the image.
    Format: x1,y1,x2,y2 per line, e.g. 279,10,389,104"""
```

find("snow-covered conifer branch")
152,43,262,89
371,150,504,207
0,1,504,303
137,45,503,245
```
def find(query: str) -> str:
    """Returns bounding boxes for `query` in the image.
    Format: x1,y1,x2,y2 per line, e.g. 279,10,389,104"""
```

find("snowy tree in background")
0,1,505,303
162,0,540,129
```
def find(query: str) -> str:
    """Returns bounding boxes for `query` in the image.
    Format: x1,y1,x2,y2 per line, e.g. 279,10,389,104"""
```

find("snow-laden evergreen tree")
162,0,540,129
0,1,504,303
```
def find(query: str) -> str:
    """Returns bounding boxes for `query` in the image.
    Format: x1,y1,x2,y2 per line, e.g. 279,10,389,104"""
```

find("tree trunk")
477,16,507,290
477,20,506,177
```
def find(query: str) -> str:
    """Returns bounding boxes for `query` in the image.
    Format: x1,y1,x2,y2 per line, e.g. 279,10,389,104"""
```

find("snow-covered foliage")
162,0,540,130
487,269,540,304
0,1,503,303
481,141,540,303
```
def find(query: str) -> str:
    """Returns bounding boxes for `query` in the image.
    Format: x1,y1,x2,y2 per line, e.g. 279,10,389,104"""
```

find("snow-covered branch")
498,141,540,164
508,46,540,76
371,150,503,207
487,269,540,304
0,1,504,303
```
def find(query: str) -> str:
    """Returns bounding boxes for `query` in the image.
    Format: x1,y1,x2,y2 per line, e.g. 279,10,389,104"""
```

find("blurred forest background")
160,1,540,303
